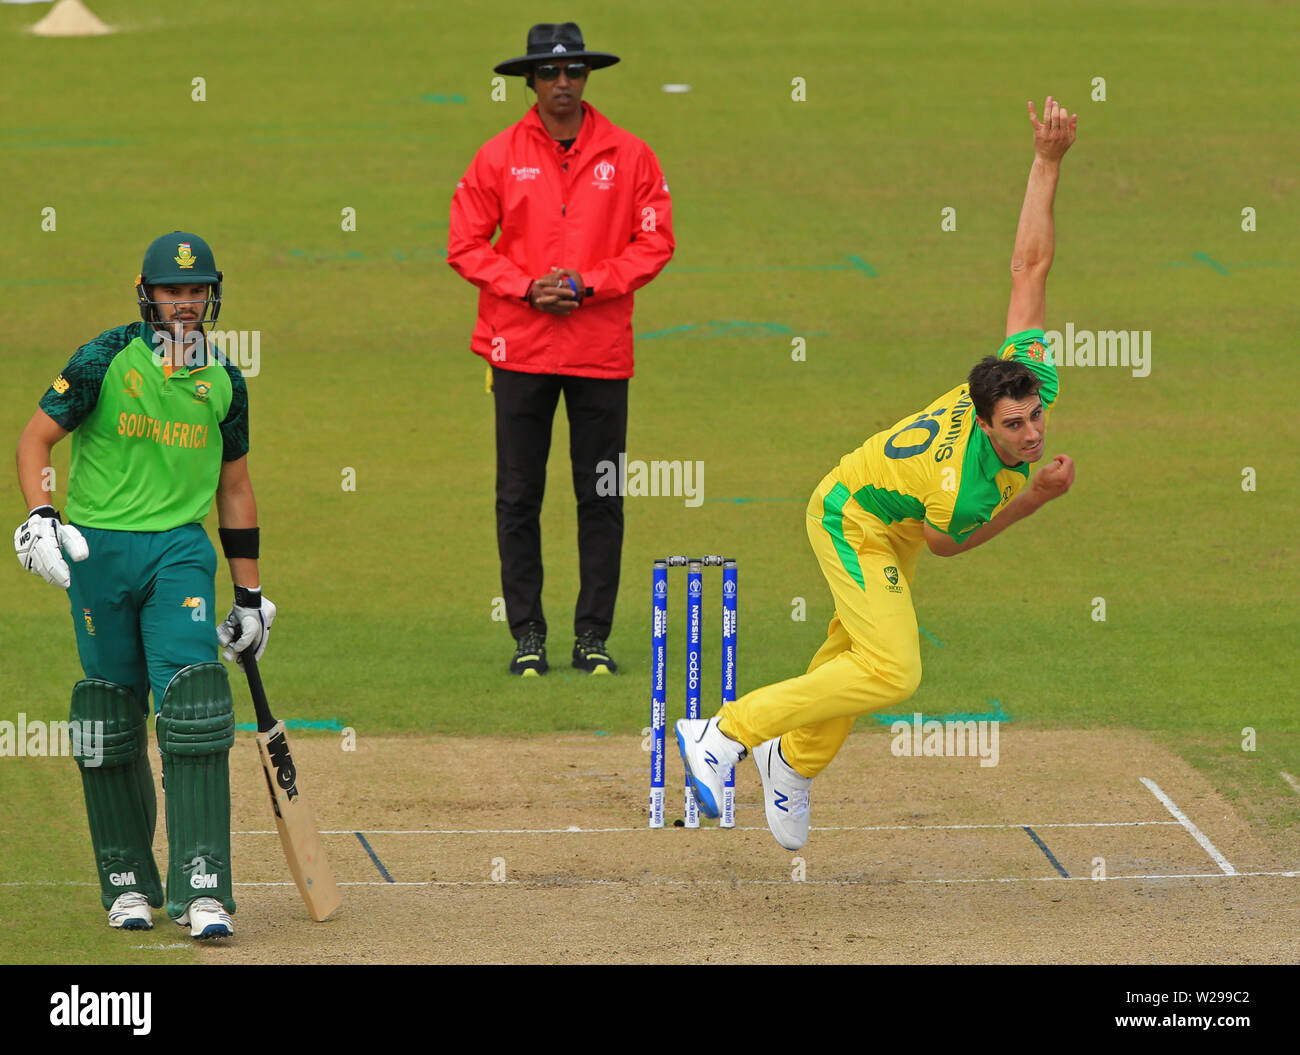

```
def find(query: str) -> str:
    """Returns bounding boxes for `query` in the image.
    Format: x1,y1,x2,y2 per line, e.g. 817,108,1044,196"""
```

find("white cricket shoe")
176,897,233,940
753,738,813,851
108,891,153,930
675,716,746,820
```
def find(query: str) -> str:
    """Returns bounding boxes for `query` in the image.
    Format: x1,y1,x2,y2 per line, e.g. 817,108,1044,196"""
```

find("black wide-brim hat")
494,22,620,76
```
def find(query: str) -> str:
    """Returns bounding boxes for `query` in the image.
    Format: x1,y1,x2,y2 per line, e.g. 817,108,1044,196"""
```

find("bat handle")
240,652,278,733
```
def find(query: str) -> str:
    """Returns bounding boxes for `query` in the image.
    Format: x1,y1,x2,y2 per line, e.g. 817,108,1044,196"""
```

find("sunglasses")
534,62,590,81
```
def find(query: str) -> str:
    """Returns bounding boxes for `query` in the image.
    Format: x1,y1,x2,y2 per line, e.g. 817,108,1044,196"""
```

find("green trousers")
67,523,219,709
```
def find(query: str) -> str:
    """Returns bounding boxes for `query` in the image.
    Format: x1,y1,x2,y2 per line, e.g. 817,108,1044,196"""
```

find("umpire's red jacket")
448,101,674,379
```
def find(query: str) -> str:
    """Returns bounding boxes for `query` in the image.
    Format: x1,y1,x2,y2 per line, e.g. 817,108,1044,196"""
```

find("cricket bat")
242,652,342,922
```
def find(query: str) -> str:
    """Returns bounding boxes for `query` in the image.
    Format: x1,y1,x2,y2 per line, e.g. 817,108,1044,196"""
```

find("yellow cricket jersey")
816,328,1059,585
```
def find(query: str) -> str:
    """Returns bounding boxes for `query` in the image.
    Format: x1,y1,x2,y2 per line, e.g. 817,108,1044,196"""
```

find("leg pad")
157,663,236,918
70,679,163,910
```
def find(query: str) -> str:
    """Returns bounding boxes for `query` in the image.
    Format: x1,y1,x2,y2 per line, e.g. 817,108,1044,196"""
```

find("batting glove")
217,585,277,666
13,506,89,590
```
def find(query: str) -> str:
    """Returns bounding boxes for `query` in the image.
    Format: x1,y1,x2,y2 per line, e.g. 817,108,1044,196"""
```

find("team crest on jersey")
52,374,70,394
175,243,196,269
192,380,211,404
122,369,144,398
883,566,902,593
592,160,615,190
1026,340,1046,362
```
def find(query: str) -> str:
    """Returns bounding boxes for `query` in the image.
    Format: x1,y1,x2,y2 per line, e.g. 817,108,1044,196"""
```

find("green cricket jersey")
39,322,249,531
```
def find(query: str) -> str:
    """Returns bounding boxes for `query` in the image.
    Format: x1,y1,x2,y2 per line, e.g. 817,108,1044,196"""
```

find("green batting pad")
70,679,164,910
156,663,236,917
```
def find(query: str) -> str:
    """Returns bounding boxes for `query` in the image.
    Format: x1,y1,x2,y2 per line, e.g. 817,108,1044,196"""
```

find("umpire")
449,22,675,676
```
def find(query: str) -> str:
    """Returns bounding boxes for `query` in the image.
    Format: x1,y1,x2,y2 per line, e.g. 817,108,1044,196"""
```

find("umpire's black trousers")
492,365,627,642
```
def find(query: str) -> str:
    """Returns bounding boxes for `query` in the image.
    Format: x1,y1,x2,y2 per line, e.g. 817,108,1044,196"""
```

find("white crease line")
1280,772,1300,796
8,871,1298,891
901,871,1299,885
251,870,1300,888
231,820,1181,837
1140,777,1236,875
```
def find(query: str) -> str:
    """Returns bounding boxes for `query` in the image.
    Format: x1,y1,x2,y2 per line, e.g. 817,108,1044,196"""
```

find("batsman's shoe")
572,632,617,675
509,624,548,677
108,891,153,931
175,897,233,940
675,717,746,820
754,738,813,851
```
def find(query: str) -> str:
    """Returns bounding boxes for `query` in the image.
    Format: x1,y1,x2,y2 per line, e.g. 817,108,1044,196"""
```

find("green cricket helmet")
135,231,223,327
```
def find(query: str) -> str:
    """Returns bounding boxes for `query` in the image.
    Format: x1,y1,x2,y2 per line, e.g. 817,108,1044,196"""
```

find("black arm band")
218,527,260,560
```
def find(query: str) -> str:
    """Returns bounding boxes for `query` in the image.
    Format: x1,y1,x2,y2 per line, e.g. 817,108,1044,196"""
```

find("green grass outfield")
1,0,1297,963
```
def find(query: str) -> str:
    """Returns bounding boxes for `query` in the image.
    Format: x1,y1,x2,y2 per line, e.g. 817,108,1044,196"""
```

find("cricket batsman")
678,97,1079,850
13,232,274,938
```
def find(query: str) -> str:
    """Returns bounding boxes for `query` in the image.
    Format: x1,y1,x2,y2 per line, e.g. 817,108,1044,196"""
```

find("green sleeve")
999,328,1058,408
38,324,138,431
218,360,249,461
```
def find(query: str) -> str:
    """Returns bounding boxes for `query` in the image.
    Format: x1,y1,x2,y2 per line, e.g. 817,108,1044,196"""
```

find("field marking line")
230,869,1300,889
904,870,1296,886
230,820,1181,837
353,831,395,883
1022,826,1070,878
1139,777,1236,875
1280,771,1300,796
9,870,1300,892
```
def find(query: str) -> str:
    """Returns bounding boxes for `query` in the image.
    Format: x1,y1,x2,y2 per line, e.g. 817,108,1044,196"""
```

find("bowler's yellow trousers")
718,478,923,777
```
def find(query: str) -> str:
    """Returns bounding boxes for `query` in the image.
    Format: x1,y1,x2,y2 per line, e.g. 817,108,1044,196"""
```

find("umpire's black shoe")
510,623,548,677
572,632,617,675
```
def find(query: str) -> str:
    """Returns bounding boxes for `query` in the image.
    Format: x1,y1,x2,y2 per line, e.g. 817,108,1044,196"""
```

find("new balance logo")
773,790,789,813
704,751,718,770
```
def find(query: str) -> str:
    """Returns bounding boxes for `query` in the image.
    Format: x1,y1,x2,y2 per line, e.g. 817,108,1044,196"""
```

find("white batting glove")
13,506,89,590
217,585,277,666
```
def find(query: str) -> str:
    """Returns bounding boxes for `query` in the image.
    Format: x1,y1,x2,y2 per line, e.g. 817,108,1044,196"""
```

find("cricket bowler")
678,97,1079,850
13,232,274,938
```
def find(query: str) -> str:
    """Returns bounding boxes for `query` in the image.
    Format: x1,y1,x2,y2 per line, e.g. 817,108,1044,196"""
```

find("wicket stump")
650,555,737,829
